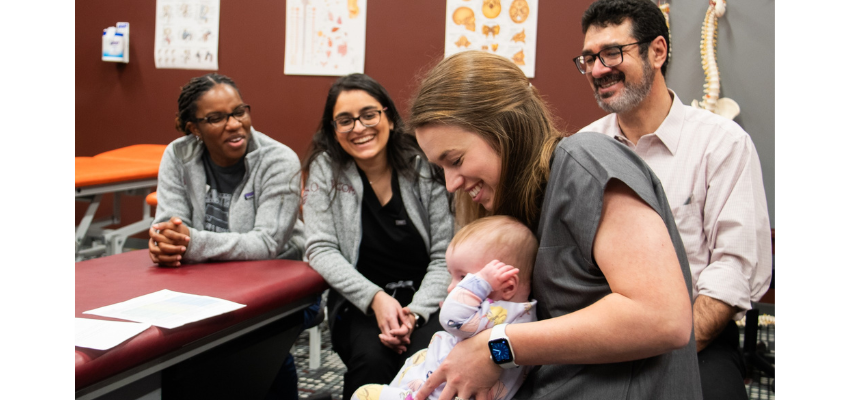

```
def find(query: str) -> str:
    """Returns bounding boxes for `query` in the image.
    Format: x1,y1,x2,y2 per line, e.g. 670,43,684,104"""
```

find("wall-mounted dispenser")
102,22,130,63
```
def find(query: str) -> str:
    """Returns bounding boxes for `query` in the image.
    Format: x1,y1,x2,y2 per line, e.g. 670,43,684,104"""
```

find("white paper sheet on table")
75,318,152,351
83,289,246,329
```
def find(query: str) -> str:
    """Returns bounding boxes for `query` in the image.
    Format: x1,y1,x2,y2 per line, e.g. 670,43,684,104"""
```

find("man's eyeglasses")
195,104,251,127
333,108,387,133
573,39,652,74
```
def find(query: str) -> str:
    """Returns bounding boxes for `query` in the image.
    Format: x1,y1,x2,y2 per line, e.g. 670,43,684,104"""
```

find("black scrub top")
355,167,430,306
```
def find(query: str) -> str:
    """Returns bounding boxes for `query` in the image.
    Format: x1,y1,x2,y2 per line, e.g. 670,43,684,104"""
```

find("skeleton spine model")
691,0,740,119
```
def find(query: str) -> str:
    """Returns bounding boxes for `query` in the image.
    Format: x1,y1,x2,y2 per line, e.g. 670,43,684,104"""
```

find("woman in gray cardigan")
302,74,453,400
149,73,304,265
148,73,308,400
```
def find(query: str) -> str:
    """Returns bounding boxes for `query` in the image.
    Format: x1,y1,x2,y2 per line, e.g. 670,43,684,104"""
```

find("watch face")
488,338,513,364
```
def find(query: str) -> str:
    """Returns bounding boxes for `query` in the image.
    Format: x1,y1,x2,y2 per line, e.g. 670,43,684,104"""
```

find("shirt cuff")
695,265,752,320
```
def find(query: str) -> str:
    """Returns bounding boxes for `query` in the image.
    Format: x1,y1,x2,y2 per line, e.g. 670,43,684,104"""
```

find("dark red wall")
76,0,603,226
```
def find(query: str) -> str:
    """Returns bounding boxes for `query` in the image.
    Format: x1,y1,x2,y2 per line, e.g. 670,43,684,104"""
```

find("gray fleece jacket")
303,152,453,323
154,128,305,262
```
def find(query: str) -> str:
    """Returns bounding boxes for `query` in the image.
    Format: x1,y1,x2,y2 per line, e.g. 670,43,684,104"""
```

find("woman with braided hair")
149,73,304,265
148,73,310,399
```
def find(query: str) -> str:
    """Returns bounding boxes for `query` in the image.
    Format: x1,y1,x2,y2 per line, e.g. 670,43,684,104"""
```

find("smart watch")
488,324,519,369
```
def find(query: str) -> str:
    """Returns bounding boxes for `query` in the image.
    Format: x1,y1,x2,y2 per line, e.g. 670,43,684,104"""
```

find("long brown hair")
409,51,563,230
302,74,445,204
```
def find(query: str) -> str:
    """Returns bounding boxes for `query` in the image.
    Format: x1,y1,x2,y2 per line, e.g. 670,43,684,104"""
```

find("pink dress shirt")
581,90,772,319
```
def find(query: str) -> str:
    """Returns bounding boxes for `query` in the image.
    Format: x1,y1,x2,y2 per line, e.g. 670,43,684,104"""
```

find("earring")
194,134,202,142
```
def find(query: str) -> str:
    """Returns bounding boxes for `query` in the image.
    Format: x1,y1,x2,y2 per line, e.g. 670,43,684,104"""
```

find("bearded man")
575,1,772,399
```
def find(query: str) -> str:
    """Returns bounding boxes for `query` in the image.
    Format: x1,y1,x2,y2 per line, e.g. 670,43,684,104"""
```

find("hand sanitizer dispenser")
102,22,130,63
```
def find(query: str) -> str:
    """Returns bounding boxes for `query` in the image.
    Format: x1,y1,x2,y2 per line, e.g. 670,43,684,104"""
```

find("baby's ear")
498,274,519,301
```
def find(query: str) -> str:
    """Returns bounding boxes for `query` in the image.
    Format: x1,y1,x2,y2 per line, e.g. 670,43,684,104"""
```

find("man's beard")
593,57,654,114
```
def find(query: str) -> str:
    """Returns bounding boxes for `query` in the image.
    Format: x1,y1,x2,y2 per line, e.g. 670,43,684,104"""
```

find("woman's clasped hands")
371,290,419,354
148,216,191,267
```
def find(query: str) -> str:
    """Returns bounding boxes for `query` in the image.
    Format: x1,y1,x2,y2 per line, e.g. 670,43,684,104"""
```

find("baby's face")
445,241,490,293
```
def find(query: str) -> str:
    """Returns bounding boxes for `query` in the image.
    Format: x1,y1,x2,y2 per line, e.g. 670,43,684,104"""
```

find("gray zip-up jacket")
303,152,453,323
154,128,305,262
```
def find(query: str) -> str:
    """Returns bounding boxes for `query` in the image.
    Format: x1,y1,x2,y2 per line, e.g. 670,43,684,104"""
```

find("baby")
353,215,538,400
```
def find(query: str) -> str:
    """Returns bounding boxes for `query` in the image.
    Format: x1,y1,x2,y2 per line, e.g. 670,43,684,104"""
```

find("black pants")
331,305,442,400
698,319,748,400
265,295,324,400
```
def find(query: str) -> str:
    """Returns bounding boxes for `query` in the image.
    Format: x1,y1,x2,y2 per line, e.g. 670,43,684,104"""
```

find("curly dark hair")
581,0,671,76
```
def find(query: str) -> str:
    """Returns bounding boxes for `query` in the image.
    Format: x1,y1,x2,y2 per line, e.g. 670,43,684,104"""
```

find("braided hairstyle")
175,73,241,135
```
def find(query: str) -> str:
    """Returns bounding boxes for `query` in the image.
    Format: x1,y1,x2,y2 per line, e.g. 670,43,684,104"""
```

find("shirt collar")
653,89,684,156
611,89,684,155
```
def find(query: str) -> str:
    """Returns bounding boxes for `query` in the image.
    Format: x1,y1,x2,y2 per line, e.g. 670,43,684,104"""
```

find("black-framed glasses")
332,107,387,133
573,40,652,74
195,104,251,127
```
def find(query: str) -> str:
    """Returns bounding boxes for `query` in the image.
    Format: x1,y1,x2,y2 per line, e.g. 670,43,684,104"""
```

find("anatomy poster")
154,0,220,70
444,0,538,77
284,0,367,76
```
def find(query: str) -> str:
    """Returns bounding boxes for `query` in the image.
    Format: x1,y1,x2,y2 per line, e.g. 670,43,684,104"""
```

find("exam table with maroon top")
75,250,328,400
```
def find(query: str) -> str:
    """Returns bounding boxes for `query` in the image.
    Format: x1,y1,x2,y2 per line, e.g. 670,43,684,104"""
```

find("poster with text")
444,0,538,77
154,0,220,70
284,0,367,76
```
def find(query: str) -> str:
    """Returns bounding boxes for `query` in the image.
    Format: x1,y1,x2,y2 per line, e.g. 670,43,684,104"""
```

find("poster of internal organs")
444,0,538,77
284,0,367,76
154,0,220,70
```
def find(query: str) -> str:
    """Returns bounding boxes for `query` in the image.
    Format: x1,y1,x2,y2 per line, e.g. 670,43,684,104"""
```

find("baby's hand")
477,260,519,292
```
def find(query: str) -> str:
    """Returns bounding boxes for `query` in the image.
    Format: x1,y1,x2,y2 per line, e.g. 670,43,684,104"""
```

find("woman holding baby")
409,51,701,400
